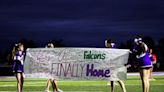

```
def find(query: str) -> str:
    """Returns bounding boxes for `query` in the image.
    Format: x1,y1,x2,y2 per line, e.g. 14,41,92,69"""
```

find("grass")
0,76,164,92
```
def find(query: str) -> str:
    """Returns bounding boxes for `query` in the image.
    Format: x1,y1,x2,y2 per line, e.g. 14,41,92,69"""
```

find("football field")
0,73,164,92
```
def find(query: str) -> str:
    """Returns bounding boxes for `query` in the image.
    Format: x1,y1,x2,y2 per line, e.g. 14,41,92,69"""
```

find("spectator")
148,49,157,80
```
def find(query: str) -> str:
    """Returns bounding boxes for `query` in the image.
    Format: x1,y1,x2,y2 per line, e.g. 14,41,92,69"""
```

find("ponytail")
12,47,16,60
11,44,19,60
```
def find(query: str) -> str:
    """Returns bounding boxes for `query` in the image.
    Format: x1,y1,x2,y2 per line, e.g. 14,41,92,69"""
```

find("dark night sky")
0,0,164,52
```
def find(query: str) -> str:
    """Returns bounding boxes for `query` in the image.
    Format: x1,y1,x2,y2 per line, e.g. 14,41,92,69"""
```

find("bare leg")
149,67,153,79
110,81,114,92
16,73,22,92
140,69,144,92
140,68,150,92
146,69,150,92
45,79,52,91
20,73,24,91
52,79,58,92
118,80,126,92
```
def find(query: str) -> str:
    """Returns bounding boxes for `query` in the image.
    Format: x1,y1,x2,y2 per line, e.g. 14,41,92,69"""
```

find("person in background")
45,43,63,92
12,43,25,92
46,43,55,48
105,39,126,92
148,48,157,80
133,36,152,92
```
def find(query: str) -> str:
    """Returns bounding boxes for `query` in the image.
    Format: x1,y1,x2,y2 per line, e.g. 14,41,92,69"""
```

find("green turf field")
0,76,164,92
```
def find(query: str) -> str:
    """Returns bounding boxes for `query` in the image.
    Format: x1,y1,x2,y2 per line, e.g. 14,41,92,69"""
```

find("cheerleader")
105,39,126,92
133,36,152,92
12,43,25,92
45,43,63,92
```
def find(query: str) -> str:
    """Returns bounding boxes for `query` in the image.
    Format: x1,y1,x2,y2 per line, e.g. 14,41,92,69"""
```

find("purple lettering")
86,64,110,77
105,70,110,77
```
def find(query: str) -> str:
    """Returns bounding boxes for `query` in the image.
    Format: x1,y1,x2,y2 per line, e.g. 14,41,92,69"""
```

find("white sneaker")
107,82,110,85
45,90,51,92
57,89,63,92
149,78,156,81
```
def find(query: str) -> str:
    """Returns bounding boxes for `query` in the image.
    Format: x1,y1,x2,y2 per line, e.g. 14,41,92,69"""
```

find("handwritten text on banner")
24,48,129,81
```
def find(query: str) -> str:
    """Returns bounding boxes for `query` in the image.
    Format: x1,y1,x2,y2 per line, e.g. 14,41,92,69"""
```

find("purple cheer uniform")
13,51,25,73
133,43,152,68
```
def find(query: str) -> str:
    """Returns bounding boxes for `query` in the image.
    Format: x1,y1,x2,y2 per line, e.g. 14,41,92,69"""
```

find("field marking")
0,84,164,87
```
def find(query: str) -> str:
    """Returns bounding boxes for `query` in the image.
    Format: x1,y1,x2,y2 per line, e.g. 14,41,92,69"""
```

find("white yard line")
1,84,164,87
0,72,164,79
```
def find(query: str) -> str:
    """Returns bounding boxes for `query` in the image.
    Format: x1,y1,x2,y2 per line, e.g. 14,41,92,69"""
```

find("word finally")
51,63,110,78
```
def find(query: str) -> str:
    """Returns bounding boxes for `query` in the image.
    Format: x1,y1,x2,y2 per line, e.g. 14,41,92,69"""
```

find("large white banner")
24,48,129,81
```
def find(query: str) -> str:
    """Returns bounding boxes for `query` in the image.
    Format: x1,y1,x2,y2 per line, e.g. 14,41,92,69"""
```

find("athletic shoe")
149,78,156,81
57,89,63,92
44,90,51,92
